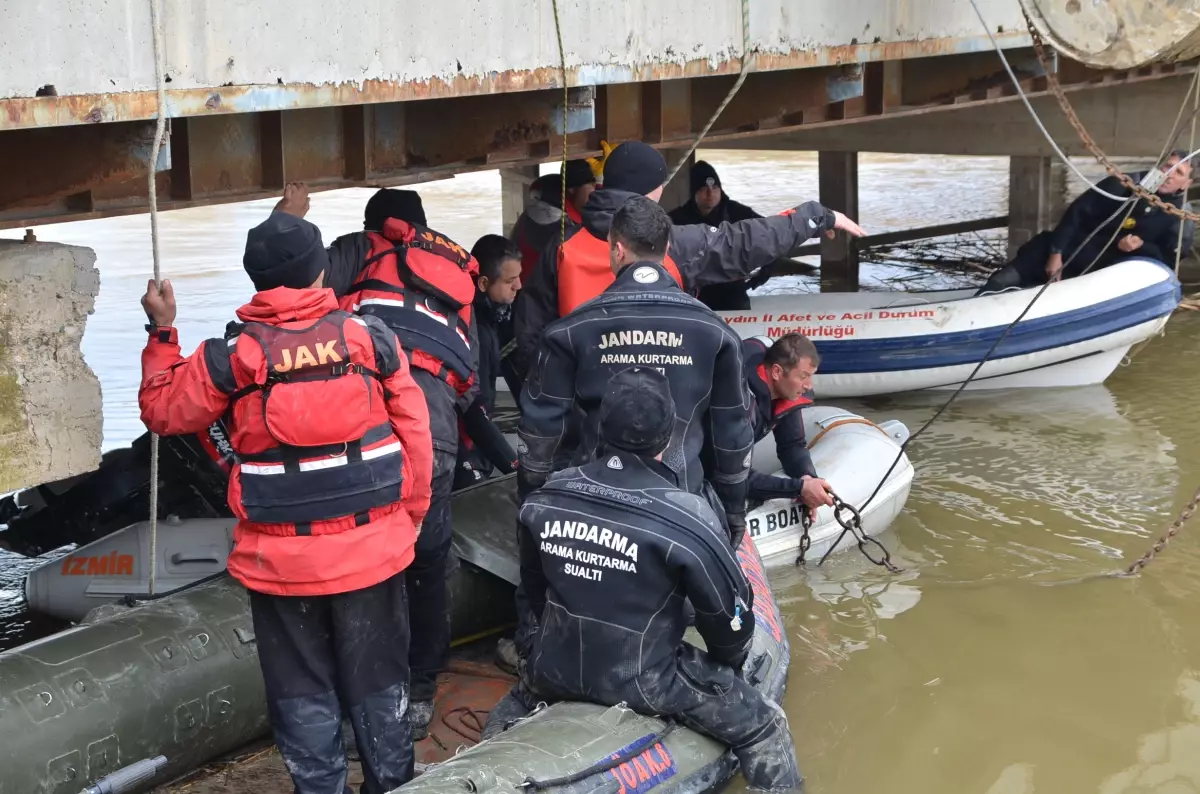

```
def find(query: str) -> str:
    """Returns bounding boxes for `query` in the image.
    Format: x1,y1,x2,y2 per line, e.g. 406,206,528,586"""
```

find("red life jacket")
557,228,684,317
219,310,407,534
341,218,479,396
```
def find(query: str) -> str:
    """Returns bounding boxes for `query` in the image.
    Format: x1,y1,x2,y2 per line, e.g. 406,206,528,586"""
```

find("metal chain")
1023,10,1200,222
1119,485,1200,576
793,491,902,574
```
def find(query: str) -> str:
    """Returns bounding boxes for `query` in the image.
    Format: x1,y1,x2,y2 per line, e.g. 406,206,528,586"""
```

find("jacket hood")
524,196,565,227
235,286,340,324
580,188,642,240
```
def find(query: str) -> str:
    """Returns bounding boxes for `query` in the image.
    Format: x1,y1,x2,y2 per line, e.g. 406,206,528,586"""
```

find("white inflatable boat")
722,257,1181,398
748,405,913,566
27,407,913,621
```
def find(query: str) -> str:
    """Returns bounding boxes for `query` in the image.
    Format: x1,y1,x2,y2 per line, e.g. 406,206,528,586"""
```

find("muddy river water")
3,150,1200,793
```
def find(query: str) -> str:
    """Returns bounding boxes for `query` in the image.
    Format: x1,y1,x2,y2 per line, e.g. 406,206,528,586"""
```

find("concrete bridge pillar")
818,151,860,292
500,166,540,237
0,239,101,492
1007,156,1066,260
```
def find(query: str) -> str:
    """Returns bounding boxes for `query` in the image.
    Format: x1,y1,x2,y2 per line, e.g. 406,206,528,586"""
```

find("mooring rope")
146,0,169,597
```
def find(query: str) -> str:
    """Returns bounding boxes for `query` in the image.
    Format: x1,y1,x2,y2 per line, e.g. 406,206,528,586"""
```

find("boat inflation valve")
79,755,168,794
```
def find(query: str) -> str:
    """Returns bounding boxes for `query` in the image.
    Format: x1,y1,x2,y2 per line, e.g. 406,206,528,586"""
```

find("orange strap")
807,417,890,450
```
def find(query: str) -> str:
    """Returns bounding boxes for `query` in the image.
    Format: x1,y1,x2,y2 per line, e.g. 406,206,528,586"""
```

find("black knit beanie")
602,142,669,196
242,212,330,292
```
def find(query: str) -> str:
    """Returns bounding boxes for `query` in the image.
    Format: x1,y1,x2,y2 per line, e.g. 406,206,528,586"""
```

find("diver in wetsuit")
485,366,805,793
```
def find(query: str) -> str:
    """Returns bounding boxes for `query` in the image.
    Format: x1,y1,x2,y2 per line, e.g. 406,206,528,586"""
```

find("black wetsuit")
517,259,755,542
742,337,817,502
979,172,1191,294
504,451,803,792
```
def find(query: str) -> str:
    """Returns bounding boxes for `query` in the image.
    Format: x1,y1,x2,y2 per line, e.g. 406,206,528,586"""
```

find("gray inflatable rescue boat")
390,531,791,794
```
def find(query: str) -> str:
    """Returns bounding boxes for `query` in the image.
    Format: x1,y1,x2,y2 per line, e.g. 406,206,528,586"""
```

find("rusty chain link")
793,491,903,574
1023,10,1200,223
1118,484,1200,576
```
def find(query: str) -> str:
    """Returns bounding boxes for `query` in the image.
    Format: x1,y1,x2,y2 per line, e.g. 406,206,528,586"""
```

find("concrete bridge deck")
5,0,1188,230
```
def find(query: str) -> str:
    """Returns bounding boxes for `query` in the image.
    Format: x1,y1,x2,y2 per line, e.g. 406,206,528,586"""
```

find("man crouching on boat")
483,367,805,793
743,333,834,519
138,211,434,794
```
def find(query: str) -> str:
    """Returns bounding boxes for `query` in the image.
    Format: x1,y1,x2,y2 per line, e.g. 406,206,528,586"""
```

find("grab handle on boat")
79,755,168,794
169,552,221,565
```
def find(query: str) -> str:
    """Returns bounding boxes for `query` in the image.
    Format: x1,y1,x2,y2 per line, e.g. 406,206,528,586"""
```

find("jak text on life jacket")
220,310,407,535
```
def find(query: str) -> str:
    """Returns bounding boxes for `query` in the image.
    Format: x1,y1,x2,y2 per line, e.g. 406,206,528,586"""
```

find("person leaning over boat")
668,160,789,311
511,140,867,381
977,149,1194,294
453,234,523,490
517,195,755,547
273,182,488,740
485,366,805,794
743,333,835,518
137,210,433,794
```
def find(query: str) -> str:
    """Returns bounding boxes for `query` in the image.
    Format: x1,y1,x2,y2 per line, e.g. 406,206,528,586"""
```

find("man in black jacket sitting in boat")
743,333,834,519
483,366,805,794
978,150,1194,294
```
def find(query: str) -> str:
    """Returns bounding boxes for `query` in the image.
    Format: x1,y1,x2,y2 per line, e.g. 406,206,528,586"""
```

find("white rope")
664,0,752,184
147,0,168,597
966,0,1134,203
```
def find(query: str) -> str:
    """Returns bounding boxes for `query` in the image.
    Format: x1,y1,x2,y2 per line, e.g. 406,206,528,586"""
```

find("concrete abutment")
0,239,101,493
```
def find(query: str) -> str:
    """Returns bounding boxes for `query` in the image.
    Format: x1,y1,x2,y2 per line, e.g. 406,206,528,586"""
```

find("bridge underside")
0,50,1192,229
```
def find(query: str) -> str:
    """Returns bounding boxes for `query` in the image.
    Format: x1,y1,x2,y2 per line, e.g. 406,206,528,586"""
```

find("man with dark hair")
512,140,866,379
742,333,834,516
485,366,805,794
273,182,482,740
668,160,783,310
518,195,755,546
979,149,1194,294
455,234,522,490
138,208,434,793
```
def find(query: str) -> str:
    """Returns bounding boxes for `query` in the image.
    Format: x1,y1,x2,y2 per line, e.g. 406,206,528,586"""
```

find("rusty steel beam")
0,56,1189,230
0,122,167,213
0,31,1037,134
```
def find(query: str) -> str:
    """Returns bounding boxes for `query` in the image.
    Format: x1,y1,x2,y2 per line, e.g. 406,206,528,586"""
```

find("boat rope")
519,721,680,791
969,0,1200,215
1019,8,1200,223
831,3,1200,574
550,0,568,251
146,0,169,598
664,0,753,184
806,417,890,450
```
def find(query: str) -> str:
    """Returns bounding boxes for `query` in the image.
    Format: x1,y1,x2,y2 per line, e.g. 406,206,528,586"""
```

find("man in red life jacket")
742,333,834,517
138,210,434,794
273,183,487,739
511,141,867,379
510,160,595,283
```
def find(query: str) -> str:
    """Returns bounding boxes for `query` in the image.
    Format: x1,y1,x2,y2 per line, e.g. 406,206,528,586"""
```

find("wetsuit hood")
580,188,643,240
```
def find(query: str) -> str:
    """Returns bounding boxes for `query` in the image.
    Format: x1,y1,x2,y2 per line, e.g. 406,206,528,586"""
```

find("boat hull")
747,405,913,565
720,257,1181,398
